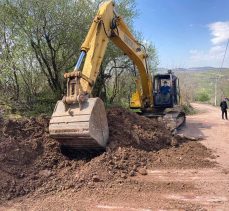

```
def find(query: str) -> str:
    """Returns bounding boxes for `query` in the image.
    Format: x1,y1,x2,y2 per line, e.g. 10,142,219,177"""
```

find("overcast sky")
134,0,229,68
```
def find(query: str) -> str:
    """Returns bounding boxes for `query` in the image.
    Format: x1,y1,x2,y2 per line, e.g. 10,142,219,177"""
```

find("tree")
1,0,98,97
0,0,158,114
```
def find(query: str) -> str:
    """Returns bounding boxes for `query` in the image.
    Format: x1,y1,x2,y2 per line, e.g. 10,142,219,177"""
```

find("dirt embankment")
0,107,215,201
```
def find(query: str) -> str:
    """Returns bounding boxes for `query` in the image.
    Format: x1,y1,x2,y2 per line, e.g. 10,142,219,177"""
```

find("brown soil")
0,107,215,202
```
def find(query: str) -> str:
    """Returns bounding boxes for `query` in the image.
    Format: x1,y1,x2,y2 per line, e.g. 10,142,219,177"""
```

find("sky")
134,0,229,68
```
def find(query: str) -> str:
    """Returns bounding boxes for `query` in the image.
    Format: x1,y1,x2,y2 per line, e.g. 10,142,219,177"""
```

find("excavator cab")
153,70,180,108
150,70,185,130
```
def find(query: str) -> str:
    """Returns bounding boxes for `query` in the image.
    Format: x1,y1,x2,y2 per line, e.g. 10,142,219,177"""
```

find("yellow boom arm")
64,0,153,110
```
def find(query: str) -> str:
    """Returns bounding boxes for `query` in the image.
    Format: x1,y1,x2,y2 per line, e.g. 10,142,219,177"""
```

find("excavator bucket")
49,98,109,149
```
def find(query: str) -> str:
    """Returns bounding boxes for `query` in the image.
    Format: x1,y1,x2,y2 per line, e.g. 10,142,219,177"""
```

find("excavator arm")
49,1,153,149
64,0,153,108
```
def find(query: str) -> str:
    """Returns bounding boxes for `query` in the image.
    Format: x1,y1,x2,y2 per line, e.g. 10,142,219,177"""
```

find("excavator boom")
49,1,153,149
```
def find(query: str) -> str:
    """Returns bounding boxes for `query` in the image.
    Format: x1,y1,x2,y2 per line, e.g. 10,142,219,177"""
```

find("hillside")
173,68,229,105
158,67,229,73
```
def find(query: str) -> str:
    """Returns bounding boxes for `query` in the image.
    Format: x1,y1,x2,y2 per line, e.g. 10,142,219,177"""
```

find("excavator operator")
160,81,170,95
160,81,171,104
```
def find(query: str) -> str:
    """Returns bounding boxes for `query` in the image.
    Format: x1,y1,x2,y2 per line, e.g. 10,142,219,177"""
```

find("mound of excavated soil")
0,107,215,201
106,108,172,151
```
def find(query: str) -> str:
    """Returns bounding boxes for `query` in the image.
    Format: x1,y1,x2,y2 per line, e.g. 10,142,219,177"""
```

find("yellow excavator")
49,0,185,149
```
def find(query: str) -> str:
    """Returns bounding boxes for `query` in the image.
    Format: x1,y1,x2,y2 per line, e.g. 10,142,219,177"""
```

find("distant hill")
157,67,229,73
187,67,229,71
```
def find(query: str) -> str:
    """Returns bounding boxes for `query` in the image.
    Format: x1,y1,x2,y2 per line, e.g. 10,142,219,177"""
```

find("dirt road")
1,103,229,210
180,103,229,169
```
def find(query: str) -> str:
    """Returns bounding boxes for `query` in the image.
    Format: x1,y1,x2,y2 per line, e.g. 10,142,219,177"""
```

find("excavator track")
162,109,186,131
142,107,186,131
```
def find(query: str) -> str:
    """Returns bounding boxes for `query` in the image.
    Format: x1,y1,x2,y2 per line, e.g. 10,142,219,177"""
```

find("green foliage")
0,0,98,96
177,69,229,105
195,89,211,102
0,0,158,116
182,103,197,115
24,98,56,117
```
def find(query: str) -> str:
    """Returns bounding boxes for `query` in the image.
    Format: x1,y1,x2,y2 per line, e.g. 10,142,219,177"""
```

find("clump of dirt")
0,107,215,201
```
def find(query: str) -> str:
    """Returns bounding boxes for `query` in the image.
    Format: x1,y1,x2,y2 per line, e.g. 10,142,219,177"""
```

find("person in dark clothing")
160,81,170,94
160,81,171,104
220,98,228,120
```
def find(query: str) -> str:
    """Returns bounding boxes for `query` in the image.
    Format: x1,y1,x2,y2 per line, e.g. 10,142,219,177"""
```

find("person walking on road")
220,98,228,120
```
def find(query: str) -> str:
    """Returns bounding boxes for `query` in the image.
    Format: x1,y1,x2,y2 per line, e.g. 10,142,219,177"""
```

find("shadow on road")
178,120,212,140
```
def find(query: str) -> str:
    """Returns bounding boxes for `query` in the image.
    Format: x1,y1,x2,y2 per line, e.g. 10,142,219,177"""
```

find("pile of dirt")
106,107,173,151
0,107,215,201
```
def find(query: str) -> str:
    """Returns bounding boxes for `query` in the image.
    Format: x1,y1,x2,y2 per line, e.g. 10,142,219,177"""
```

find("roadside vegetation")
176,69,229,106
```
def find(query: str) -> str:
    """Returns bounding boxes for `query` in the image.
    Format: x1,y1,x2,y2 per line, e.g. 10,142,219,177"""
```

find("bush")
182,103,197,115
195,90,210,102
